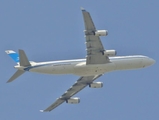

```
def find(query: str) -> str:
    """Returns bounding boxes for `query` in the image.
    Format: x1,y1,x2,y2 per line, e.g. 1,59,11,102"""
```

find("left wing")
81,8,110,64
40,75,102,112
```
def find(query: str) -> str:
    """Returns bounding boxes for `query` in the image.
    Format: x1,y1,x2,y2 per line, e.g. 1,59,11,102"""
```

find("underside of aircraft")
5,7,155,112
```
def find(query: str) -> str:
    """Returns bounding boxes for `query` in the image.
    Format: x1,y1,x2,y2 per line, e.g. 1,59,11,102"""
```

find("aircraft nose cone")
143,58,155,67
149,58,156,65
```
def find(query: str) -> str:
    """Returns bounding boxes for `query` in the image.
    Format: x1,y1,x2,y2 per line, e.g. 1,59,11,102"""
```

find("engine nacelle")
89,82,103,88
104,50,117,56
66,97,80,104
95,30,108,36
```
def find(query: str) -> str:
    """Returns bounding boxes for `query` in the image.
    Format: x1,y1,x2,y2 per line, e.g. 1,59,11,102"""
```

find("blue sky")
0,0,158,119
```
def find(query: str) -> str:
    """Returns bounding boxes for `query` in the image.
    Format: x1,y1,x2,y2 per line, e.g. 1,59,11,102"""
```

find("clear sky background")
0,0,158,120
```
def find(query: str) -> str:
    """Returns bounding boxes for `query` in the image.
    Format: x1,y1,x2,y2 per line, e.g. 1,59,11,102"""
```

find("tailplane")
7,70,25,83
5,49,31,83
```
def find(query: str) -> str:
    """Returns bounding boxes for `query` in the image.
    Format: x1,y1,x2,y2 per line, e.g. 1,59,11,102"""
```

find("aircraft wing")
81,8,110,64
40,75,102,112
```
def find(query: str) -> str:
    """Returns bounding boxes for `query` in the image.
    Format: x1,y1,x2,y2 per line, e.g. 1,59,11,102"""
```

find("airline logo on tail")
5,50,19,64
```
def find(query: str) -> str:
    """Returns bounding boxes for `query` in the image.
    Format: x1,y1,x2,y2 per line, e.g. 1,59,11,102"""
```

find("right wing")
81,8,110,64
40,75,102,112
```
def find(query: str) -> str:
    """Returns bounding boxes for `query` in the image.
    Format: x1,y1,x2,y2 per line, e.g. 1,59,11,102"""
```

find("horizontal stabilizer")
19,49,31,66
7,70,25,83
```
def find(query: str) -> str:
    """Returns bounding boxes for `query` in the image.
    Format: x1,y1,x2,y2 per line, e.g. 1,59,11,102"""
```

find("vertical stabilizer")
19,49,31,66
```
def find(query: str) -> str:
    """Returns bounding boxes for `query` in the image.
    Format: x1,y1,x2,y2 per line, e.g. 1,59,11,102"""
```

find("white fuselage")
16,55,155,76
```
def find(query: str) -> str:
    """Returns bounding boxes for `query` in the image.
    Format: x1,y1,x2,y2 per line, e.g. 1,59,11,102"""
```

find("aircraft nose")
149,58,156,65
143,58,155,67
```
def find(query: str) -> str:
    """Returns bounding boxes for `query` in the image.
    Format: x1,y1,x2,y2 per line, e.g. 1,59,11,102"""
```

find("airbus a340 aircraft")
6,8,155,112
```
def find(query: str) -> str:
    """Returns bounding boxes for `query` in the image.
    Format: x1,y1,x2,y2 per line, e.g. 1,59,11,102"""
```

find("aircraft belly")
30,65,74,74
30,66,53,74
53,64,74,74
74,62,116,76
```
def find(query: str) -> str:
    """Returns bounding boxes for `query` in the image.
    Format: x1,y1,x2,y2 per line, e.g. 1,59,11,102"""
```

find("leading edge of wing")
40,75,102,112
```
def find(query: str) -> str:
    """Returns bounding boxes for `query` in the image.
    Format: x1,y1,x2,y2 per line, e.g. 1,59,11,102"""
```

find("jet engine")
66,97,80,104
89,82,103,88
104,50,117,56
94,30,108,36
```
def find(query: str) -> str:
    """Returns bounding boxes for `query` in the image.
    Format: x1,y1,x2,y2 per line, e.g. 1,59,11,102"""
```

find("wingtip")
6,79,13,83
6,81,10,83
40,110,44,112
80,7,86,11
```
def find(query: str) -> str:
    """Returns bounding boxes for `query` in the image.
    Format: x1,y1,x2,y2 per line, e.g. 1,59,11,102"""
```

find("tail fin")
19,49,31,66
5,50,19,64
5,49,31,66
6,49,31,83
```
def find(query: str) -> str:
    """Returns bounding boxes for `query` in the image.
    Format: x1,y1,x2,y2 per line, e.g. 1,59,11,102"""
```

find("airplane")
5,8,155,112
